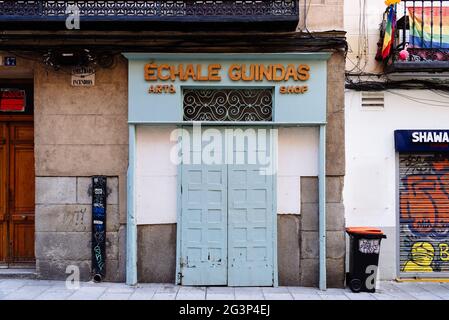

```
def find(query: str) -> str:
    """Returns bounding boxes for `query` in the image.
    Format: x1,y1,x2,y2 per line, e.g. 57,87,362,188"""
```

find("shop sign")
71,67,95,87
0,89,26,112
144,63,310,95
395,130,449,152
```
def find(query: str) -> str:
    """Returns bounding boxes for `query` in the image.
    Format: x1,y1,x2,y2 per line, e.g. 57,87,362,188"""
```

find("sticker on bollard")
346,227,386,293
92,176,107,282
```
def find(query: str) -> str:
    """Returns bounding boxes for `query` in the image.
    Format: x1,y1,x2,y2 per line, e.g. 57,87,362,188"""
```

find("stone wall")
278,53,346,288
299,177,345,288
298,0,344,32
137,224,177,283
33,56,129,282
35,177,123,281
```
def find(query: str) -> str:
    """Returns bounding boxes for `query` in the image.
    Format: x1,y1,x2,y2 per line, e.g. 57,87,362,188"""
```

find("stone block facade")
33,56,129,282
35,177,123,282
2,48,345,287
299,177,346,288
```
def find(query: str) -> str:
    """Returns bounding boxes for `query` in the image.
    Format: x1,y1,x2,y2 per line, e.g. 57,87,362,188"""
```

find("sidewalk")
1,279,449,300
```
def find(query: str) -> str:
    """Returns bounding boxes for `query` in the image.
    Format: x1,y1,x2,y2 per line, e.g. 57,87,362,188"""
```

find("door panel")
228,165,274,286
0,123,8,263
181,165,228,285
9,123,35,263
179,127,275,286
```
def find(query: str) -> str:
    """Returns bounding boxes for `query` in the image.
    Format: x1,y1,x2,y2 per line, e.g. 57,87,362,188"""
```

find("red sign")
0,89,26,112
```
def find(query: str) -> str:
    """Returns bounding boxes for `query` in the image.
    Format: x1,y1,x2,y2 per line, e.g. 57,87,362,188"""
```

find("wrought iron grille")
183,88,273,122
0,1,298,21
395,0,449,62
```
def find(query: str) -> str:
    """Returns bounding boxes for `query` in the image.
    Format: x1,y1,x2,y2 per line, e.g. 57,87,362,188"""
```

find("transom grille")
183,88,273,122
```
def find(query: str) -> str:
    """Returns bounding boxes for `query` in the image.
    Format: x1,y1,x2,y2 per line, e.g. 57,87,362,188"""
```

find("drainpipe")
319,124,327,291
126,124,138,285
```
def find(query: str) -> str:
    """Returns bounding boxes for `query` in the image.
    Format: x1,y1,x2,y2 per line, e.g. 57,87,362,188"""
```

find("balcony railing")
0,0,299,30
392,0,449,72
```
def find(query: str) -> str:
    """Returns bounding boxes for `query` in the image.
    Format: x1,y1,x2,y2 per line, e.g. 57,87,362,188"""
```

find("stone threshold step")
0,268,37,279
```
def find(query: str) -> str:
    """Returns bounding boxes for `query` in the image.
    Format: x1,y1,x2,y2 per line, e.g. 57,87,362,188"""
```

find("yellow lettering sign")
144,63,311,83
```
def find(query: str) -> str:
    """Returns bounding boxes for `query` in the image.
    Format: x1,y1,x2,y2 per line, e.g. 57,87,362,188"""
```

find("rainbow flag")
382,5,397,59
408,7,449,49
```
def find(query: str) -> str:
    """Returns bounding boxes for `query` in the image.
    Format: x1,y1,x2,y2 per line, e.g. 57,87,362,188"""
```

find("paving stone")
129,287,158,300
234,288,264,300
152,293,177,300
408,292,442,300
344,292,376,300
67,287,107,300
0,279,27,290
3,285,51,300
262,287,290,294
156,284,180,294
0,280,448,300
393,282,425,293
104,286,136,294
291,293,322,300
207,287,235,294
25,280,66,287
287,286,320,294
320,294,349,300
35,288,74,300
206,293,235,300
176,287,206,300
318,288,346,295
263,293,293,300
235,287,263,295
99,293,132,300
374,292,416,300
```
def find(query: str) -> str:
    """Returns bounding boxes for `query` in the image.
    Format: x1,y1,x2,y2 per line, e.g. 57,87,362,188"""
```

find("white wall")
344,89,449,279
136,126,178,225
277,127,319,214
135,126,319,225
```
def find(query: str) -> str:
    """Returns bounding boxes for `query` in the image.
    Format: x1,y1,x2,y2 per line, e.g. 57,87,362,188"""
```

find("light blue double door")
180,164,275,286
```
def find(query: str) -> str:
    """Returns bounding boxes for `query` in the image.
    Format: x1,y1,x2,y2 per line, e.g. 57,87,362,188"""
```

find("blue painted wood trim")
128,121,327,126
126,124,138,286
319,124,327,291
175,126,183,285
272,126,279,287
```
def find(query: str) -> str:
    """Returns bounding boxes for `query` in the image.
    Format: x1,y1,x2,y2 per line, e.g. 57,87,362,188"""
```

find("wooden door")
0,121,35,265
0,123,8,264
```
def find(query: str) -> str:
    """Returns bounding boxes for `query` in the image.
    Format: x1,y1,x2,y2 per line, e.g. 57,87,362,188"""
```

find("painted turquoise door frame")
178,126,277,286
319,124,327,291
126,124,138,286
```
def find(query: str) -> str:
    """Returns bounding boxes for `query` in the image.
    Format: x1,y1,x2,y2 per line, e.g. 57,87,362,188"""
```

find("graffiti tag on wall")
400,154,449,273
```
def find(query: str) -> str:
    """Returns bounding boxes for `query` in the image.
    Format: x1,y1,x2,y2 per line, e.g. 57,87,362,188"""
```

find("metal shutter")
399,153,449,276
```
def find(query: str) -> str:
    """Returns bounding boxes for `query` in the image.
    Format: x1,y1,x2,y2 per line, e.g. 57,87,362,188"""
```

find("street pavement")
0,279,448,300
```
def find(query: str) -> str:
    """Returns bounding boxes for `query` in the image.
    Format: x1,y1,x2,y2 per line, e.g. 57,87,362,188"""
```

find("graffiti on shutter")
399,153,449,274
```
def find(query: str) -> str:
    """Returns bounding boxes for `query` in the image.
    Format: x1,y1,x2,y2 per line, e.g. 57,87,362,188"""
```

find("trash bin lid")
346,227,384,236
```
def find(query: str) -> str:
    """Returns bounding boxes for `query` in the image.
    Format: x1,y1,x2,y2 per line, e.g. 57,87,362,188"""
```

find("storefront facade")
125,53,334,287
0,0,347,288
345,91,449,281
396,130,449,277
